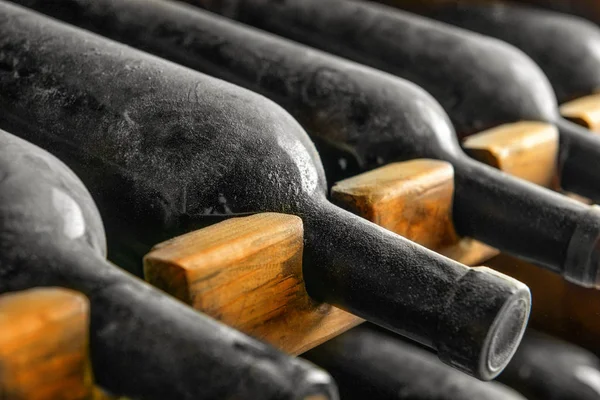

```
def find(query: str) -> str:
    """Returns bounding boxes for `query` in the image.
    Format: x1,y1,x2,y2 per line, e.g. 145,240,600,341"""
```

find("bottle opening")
482,293,530,378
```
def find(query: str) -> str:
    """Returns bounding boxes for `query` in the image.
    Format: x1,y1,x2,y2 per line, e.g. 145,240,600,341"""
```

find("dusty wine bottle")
12,0,600,288
0,2,530,379
183,0,600,205
0,128,338,400
499,331,600,400
452,0,600,24
395,2,600,115
395,1,600,133
303,325,528,400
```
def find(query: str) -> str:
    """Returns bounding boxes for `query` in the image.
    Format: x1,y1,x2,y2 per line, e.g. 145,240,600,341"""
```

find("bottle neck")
450,154,592,278
556,118,600,203
300,199,530,379
301,199,467,347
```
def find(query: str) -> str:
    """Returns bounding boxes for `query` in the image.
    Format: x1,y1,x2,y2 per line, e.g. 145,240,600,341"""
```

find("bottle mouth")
480,290,530,379
436,267,531,380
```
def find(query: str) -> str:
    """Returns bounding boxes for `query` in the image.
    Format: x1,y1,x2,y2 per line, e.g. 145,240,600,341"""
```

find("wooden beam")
0,288,121,400
0,288,92,400
144,213,362,355
330,160,456,250
560,94,600,133
462,121,559,188
331,159,498,265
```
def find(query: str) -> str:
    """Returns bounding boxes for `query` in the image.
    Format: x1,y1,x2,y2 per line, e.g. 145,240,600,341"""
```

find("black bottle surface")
458,0,600,25
303,325,528,400
11,0,600,288
0,2,529,379
499,331,600,400
0,129,338,400
182,0,600,206
393,2,600,105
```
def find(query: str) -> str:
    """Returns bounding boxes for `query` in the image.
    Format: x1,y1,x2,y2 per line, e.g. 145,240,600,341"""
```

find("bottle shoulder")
429,3,600,103
0,3,328,226
211,0,559,133
0,130,107,257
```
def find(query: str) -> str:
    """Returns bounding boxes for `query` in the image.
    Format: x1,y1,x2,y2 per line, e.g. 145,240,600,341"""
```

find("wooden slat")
560,93,600,133
462,121,559,187
144,213,362,355
0,288,92,400
331,159,498,265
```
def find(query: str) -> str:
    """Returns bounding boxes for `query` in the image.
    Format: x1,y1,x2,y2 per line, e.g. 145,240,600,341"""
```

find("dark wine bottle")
0,128,337,400
11,0,600,288
499,331,600,400
303,324,528,400
179,0,600,206
462,0,600,25
367,0,600,201
394,3,600,112
0,2,529,379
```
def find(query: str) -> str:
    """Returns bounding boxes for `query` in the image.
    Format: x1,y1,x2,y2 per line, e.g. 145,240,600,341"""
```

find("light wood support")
463,120,592,202
331,159,498,265
462,121,559,187
560,94,600,133
0,288,121,400
0,288,92,400
144,213,362,355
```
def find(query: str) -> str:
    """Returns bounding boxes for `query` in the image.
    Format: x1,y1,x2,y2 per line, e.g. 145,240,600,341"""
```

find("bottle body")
401,2,600,103
303,324,528,400
0,0,328,275
190,0,559,137
390,2,600,203
499,331,600,400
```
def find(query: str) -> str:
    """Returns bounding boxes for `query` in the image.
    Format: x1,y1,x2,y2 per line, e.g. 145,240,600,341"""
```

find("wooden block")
331,159,498,265
144,212,362,355
486,253,600,355
331,160,457,250
560,93,600,132
462,121,559,188
0,288,92,400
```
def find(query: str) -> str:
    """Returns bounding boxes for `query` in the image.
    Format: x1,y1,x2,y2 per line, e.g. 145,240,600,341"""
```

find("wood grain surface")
144,213,362,355
0,288,91,400
463,121,559,187
560,94,600,133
